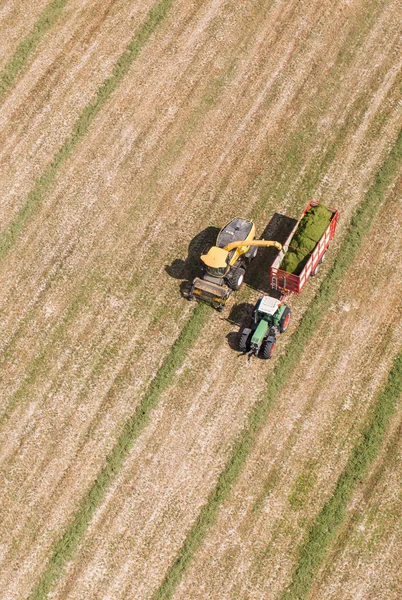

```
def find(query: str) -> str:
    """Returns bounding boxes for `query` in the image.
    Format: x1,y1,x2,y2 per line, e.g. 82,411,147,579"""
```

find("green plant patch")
280,205,332,275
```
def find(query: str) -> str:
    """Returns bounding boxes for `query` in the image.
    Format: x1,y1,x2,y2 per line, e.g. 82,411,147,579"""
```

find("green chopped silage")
280,204,332,275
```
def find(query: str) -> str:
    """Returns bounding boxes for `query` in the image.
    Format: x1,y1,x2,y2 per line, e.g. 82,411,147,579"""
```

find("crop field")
0,0,401,599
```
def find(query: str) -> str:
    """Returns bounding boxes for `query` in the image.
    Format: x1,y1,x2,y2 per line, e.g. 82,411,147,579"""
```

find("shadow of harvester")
245,212,298,294
165,226,220,297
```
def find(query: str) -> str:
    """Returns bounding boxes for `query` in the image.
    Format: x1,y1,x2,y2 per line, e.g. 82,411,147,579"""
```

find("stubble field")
0,1,401,599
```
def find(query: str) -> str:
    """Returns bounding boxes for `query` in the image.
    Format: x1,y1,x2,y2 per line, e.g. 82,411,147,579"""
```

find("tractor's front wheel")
261,339,275,359
229,267,246,290
279,306,291,333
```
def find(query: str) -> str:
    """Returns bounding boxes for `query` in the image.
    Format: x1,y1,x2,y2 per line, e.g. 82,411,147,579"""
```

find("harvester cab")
189,218,282,311
239,296,291,359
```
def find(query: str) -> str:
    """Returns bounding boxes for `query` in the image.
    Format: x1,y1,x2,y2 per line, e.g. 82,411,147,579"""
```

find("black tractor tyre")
279,306,291,333
229,267,246,290
188,283,195,301
239,329,252,352
261,339,276,359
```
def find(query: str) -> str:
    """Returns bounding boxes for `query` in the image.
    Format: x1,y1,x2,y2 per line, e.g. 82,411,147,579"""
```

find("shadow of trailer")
245,212,298,296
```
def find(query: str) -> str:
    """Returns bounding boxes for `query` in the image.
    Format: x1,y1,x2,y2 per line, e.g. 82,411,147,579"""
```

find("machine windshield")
207,266,227,277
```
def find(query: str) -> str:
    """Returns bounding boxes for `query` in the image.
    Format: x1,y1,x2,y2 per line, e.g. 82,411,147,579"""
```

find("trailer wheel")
229,267,246,290
319,251,327,264
310,264,319,277
239,329,252,352
261,339,275,359
279,306,291,333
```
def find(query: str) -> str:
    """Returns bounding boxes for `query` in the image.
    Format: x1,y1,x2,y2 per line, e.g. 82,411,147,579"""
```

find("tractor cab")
200,217,256,278
239,295,291,359
216,218,254,249
253,296,281,326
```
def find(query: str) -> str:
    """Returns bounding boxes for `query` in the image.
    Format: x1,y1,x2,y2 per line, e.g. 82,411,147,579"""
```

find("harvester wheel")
229,267,246,290
239,329,252,352
245,246,258,260
279,306,291,333
261,339,275,359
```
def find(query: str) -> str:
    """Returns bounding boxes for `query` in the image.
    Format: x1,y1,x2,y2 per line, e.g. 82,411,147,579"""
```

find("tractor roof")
258,296,280,316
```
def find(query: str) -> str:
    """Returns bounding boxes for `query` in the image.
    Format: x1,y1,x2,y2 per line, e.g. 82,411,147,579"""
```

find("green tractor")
239,296,291,359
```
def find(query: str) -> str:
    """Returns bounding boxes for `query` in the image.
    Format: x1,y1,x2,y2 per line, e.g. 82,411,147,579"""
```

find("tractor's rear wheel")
229,267,246,290
239,329,252,352
279,306,291,333
261,339,275,359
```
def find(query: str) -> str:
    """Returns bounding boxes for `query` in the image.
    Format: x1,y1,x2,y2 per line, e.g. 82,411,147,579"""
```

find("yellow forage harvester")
189,217,282,311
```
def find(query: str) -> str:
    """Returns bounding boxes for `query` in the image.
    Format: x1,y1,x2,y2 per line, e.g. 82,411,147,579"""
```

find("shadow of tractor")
226,302,254,352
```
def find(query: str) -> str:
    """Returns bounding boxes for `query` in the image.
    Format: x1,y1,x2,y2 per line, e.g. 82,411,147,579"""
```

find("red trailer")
270,200,339,297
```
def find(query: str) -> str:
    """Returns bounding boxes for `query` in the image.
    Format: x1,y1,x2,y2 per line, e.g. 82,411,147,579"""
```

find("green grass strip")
0,0,67,104
152,130,402,600
282,351,402,600
0,0,172,260
28,302,209,600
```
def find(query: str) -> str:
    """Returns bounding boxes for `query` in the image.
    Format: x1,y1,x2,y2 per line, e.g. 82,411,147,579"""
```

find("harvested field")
0,0,401,599
0,0,51,71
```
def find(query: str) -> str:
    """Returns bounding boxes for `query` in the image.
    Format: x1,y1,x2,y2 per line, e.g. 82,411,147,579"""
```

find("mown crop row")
0,0,67,104
27,302,209,600
0,0,173,260
282,350,402,599
3,2,398,596
2,0,377,418
29,125,402,600
152,128,402,600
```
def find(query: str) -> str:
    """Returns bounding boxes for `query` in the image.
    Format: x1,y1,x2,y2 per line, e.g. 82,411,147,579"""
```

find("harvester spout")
223,240,282,252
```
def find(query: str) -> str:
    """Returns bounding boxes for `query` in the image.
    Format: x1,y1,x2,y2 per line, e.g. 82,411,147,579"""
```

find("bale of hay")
280,204,332,275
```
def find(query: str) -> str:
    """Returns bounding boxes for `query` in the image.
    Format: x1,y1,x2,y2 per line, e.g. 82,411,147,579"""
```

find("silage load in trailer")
280,204,332,275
